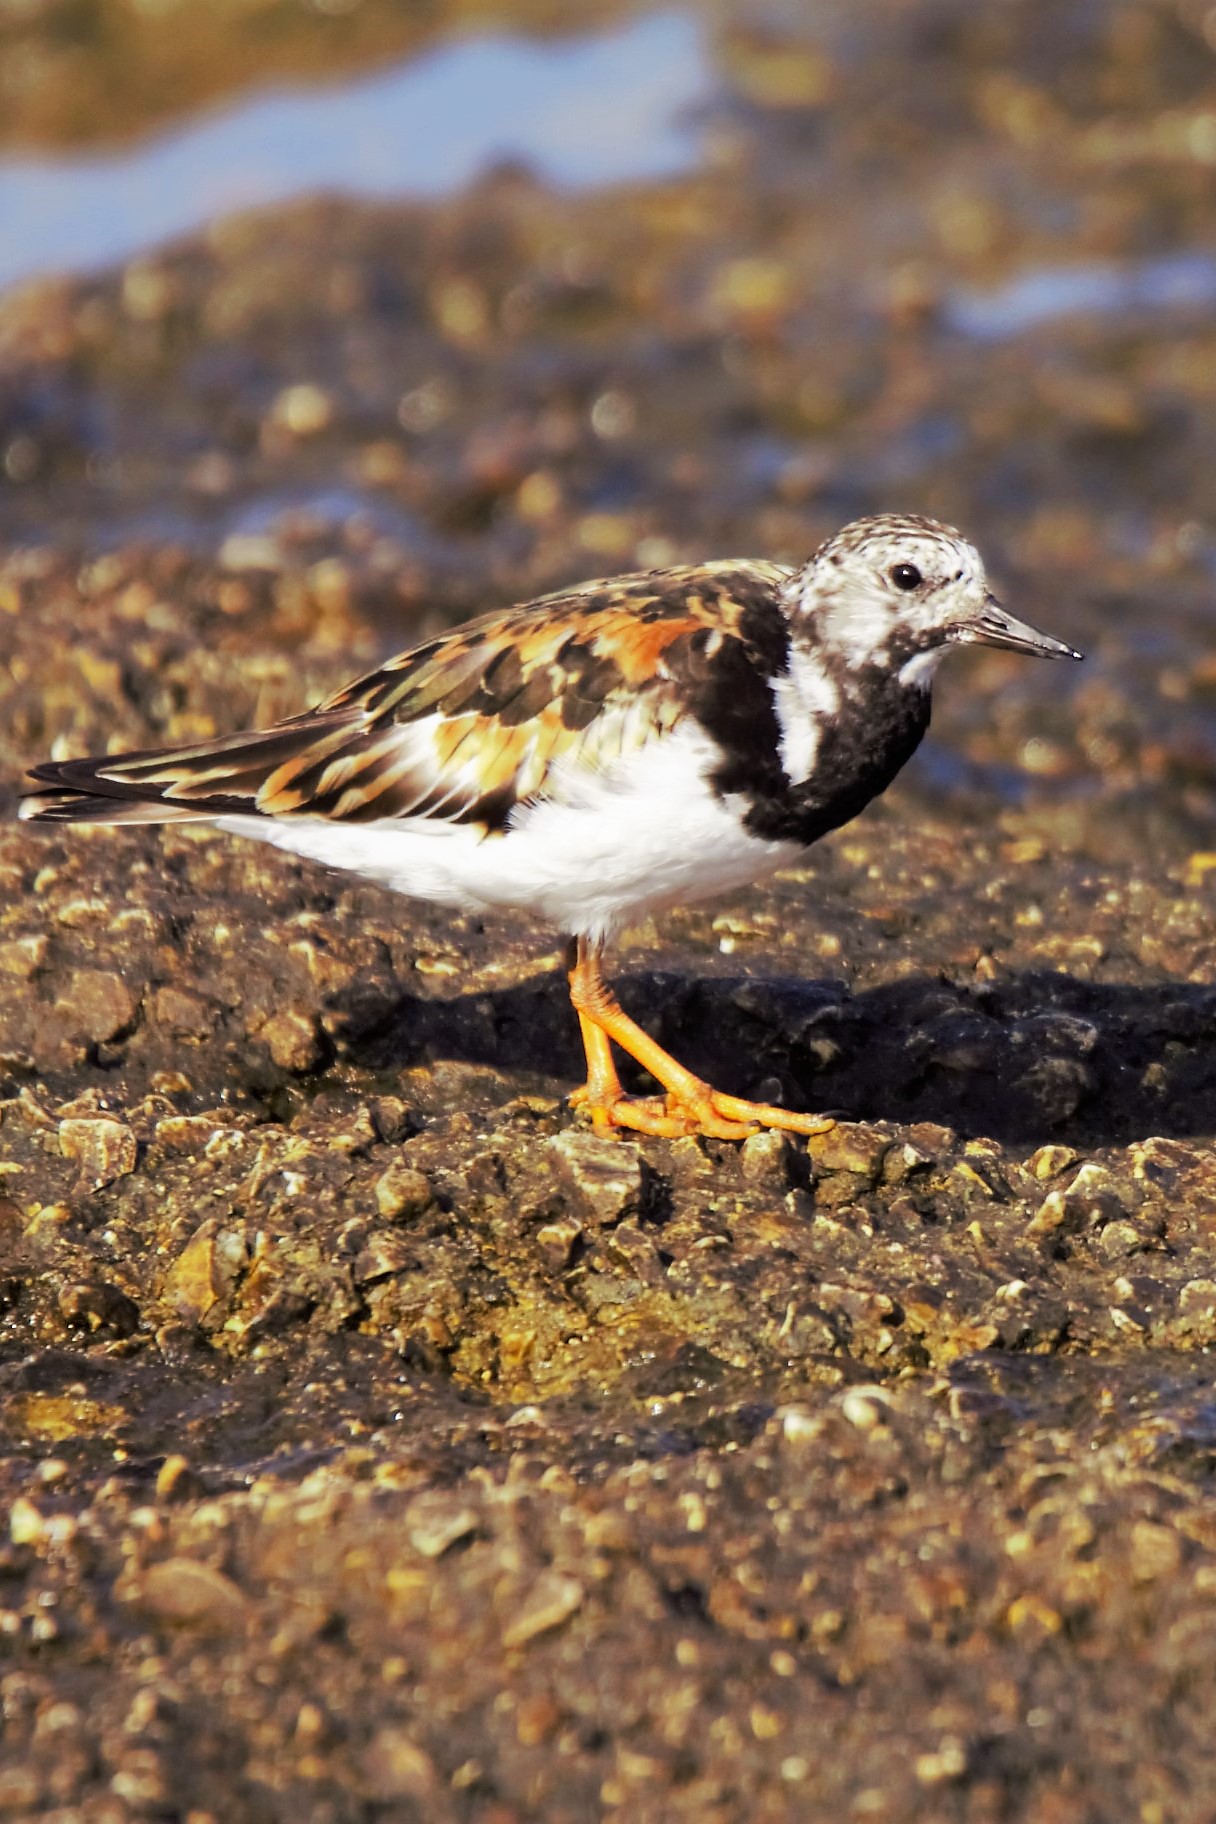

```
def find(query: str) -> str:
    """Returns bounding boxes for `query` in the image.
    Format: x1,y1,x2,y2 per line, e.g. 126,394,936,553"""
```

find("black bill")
965,593,1083,661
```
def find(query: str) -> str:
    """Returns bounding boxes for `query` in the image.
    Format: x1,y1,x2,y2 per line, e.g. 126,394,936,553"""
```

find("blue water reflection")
0,11,708,292
948,250,1216,339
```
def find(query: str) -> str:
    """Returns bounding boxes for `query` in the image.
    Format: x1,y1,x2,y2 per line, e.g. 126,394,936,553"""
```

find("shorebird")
20,513,1080,1138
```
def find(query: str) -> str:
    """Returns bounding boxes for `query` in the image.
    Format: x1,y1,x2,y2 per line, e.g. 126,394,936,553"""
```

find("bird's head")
791,513,1081,685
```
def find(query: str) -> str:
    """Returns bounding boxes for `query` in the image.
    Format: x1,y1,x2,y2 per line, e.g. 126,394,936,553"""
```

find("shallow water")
0,10,708,290
948,250,1216,340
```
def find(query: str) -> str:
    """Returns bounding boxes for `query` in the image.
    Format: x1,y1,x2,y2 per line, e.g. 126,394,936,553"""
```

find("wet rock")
4,1390,125,1444
160,1218,247,1324
154,1113,227,1152
7,12,1216,1813
353,1231,414,1283
740,1129,795,1185
534,1214,584,1271
547,1130,647,1226
502,1570,584,1648
1097,1218,1161,1261
1130,1522,1183,1583
1179,1279,1216,1317
1130,1138,1202,1189
1028,1144,1080,1181
54,969,135,1044
0,934,47,978
150,986,215,1037
57,1279,139,1336
58,1115,138,1189
1012,1056,1096,1124
808,1123,891,1183
604,1219,664,1285
404,1492,478,1559
154,1455,202,1503
360,1728,437,1803
370,1096,414,1144
259,1008,324,1073
374,1160,434,1220
130,1559,247,1631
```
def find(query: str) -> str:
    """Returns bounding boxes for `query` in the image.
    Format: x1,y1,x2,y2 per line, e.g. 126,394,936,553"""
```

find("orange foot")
566,941,834,1142
573,1083,833,1140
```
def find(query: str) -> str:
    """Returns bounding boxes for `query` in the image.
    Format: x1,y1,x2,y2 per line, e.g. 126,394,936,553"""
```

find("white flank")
216,722,801,943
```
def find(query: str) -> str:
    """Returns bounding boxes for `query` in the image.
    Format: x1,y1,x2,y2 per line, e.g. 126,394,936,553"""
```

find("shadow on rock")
323,962,1216,1149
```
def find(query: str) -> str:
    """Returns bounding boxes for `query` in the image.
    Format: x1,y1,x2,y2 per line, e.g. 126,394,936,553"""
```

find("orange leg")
566,938,835,1141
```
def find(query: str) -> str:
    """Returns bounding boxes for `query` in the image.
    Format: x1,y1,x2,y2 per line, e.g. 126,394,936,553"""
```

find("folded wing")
20,562,792,832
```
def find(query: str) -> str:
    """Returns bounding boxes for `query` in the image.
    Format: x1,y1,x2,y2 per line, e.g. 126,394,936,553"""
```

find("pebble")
57,1278,139,1335
0,934,47,978
260,1009,324,1073
404,1492,479,1559
161,1219,247,1324
131,1559,247,1630
269,381,335,437
502,1570,585,1648
740,1129,794,1184
547,1131,647,1225
534,1214,584,1271
353,1231,414,1282
58,1116,138,1189
360,1728,437,1802
374,1161,434,1220
54,969,135,1043
808,1123,891,1181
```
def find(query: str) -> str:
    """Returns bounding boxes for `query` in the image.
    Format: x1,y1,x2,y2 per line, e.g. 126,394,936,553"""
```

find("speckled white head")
788,512,1080,680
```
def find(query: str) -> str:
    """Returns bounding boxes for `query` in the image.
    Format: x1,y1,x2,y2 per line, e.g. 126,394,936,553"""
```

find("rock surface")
5,3,1216,1820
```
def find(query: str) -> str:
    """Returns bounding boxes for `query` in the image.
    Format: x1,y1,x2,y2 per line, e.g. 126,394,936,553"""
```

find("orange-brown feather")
21,560,794,832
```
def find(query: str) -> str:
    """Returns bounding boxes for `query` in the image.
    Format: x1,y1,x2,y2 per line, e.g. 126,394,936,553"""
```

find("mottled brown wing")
21,561,792,830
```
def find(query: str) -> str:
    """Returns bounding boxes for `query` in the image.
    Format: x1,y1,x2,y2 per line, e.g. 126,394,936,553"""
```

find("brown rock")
155,1454,202,1503
132,1559,247,1630
57,1278,139,1336
261,1009,324,1072
1130,1522,1183,1582
55,969,136,1043
354,1231,415,1282
535,1214,584,1271
154,1113,228,1152
161,1218,247,1324
360,1728,438,1802
151,986,215,1037
58,1116,138,1189
548,1130,647,1225
809,1123,891,1182
0,934,47,978
404,1492,479,1559
374,1161,434,1220
503,1570,584,1648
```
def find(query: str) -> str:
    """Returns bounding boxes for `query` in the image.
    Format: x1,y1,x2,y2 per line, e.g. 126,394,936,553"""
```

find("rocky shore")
4,2,1216,1818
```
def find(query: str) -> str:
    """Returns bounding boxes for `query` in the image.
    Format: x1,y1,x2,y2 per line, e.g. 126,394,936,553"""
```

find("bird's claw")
571,1084,834,1142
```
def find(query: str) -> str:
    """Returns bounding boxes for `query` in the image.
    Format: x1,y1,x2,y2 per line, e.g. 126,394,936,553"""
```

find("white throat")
898,649,945,690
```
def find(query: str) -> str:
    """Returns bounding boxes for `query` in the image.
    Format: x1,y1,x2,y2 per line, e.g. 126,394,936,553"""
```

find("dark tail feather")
19,789,212,826
17,713,357,827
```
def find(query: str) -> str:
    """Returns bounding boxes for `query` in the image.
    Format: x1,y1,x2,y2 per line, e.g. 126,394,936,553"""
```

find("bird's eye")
889,562,922,592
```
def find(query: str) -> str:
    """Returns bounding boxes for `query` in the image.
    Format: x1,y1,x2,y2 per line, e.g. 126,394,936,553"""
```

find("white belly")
217,722,800,942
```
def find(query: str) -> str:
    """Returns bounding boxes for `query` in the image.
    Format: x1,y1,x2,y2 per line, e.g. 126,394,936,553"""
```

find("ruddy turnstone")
20,513,1080,1140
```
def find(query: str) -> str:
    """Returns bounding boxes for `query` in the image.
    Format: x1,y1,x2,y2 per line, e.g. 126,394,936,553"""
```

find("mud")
4,3,1216,1820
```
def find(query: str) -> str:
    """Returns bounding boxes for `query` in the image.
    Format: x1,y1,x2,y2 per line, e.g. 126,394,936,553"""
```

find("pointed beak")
962,593,1083,662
